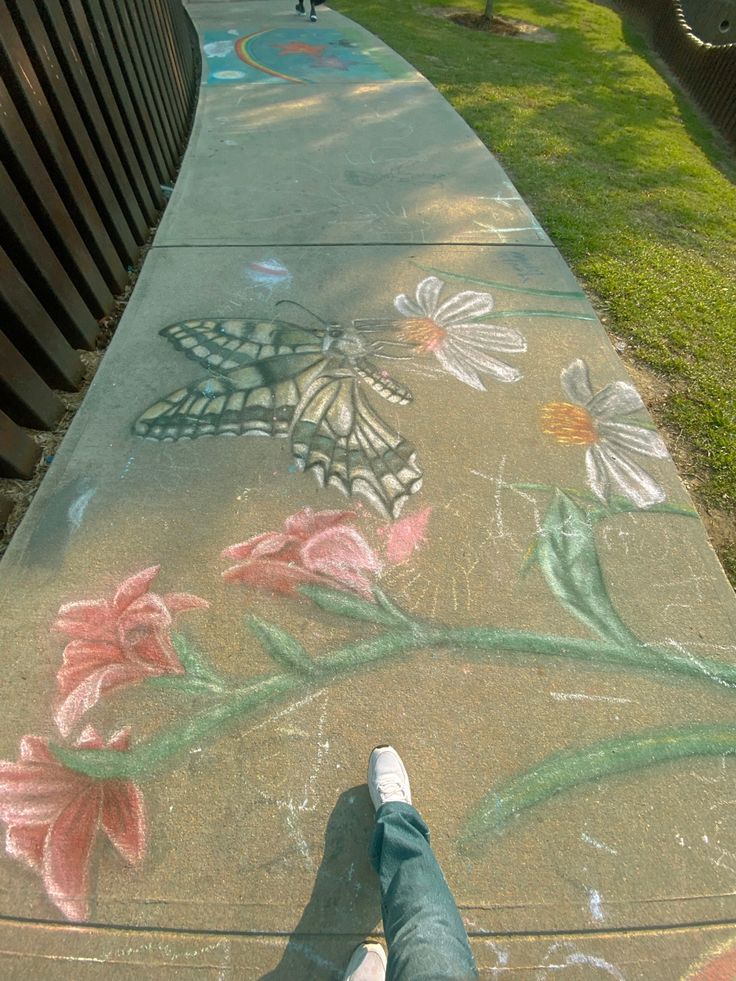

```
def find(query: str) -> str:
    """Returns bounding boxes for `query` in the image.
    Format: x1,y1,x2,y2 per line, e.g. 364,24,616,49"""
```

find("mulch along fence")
0,0,199,526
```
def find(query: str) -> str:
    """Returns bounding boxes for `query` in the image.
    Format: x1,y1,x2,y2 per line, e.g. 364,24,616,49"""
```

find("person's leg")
368,748,478,981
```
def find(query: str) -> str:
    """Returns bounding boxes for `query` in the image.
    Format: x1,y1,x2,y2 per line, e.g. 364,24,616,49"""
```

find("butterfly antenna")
369,338,415,353
372,350,414,361
352,318,402,333
275,299,331,327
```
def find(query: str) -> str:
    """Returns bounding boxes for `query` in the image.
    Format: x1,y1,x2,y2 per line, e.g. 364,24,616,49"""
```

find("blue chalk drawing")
202,28,405,85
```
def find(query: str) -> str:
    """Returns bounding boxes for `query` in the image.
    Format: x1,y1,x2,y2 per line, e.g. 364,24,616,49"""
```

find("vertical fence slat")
0,0,127,292
62,0,163,220
9,1,140,267
613,0,735,148
103,2,175,179
86,4,170,188
170,0,195,84
0,248,83,393
151,0,189,124
0,332,64,431
36,0,150,244
115,0,179,170
0,0,199,513
0,496,13,526
0,411,41,480
0,76,113,323
136,1,186,139
0,161,96,356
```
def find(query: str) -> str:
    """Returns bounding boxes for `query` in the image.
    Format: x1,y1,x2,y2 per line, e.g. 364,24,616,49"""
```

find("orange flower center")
541,402,598,445
400,317,446,352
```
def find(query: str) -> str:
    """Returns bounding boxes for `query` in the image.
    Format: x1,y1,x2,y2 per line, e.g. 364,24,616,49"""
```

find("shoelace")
377,776,408,800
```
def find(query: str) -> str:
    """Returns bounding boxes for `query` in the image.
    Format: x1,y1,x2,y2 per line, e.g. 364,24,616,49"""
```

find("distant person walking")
296,0,325,22
343,746,479,981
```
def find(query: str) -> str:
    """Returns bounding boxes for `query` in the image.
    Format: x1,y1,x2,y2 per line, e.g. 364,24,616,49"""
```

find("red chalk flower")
53,566,209,737
0,727,146,921
222,508,383,599
382,507,432,564
684,939,736,981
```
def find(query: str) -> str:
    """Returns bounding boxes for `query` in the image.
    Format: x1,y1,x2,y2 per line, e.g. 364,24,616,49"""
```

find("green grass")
331,0,736,580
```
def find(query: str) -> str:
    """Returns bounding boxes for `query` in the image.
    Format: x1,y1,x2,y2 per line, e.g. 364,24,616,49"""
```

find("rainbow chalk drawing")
201,27,403,85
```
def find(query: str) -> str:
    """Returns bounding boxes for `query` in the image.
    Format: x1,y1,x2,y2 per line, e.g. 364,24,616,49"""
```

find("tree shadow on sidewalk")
262,785,382,981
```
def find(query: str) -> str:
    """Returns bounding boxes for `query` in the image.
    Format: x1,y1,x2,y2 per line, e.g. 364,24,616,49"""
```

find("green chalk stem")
53,673,300,780
53,619,736,781
510,484,698,520
410,262,587,299
459,724,736,849
471,310,596,322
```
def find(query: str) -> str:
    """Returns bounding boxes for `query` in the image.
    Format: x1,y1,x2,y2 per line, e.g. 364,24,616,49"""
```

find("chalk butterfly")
134,304,422,518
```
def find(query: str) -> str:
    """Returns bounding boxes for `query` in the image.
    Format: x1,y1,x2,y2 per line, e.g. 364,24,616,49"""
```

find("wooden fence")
612,0,736,147
0,0,199,525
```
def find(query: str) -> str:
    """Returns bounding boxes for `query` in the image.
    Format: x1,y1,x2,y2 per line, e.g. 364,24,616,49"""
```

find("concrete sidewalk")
0,2,735,977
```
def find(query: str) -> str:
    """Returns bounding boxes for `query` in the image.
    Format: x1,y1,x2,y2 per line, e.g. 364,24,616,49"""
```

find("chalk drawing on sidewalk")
538,943,626,979
244,257,293,291
202,28,404,85
0,258,719,924
682,936,736,980
134,278,535,517
541,359,670,508
0,459,719,924
134,307,422,518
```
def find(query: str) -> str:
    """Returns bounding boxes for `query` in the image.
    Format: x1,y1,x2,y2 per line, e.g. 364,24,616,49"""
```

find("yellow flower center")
541,402,598,446
400,317,446,352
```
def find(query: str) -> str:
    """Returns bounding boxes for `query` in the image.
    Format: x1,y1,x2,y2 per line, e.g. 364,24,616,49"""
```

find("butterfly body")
135,315,422,517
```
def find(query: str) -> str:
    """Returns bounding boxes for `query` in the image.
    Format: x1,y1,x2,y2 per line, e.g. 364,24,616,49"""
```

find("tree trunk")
482,0,494,24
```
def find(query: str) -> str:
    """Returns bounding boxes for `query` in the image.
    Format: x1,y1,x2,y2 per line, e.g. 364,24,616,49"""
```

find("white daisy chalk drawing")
393,276,526,390
542,358,670,508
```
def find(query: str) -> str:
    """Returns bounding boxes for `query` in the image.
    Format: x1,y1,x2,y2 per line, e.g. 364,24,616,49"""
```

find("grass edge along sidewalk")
330,0,736,586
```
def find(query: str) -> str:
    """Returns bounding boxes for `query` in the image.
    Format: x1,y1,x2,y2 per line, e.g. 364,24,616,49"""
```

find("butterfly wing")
354,357,413,405
136,316,422,516
135,318,329,440
134,355,327,440
290,371,422,518
157,318,324,372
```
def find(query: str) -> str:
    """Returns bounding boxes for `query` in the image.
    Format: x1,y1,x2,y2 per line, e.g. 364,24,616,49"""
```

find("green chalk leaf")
458,724,736,851
248,617,315,676
171,632,223,683
299,585,401,626
537,490,637,646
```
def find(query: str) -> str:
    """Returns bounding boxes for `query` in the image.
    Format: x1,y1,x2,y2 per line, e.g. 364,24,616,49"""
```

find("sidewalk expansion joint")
1,912,734,942
150,241,556,250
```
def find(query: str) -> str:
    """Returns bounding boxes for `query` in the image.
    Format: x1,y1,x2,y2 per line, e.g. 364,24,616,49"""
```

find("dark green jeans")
370,802,479,981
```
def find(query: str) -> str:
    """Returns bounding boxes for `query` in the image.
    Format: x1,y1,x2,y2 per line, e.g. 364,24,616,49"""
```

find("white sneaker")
343,942,387,981
368,745,412,809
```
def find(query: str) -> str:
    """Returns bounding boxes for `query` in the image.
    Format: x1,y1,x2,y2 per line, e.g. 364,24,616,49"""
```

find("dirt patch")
426,7,557,42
